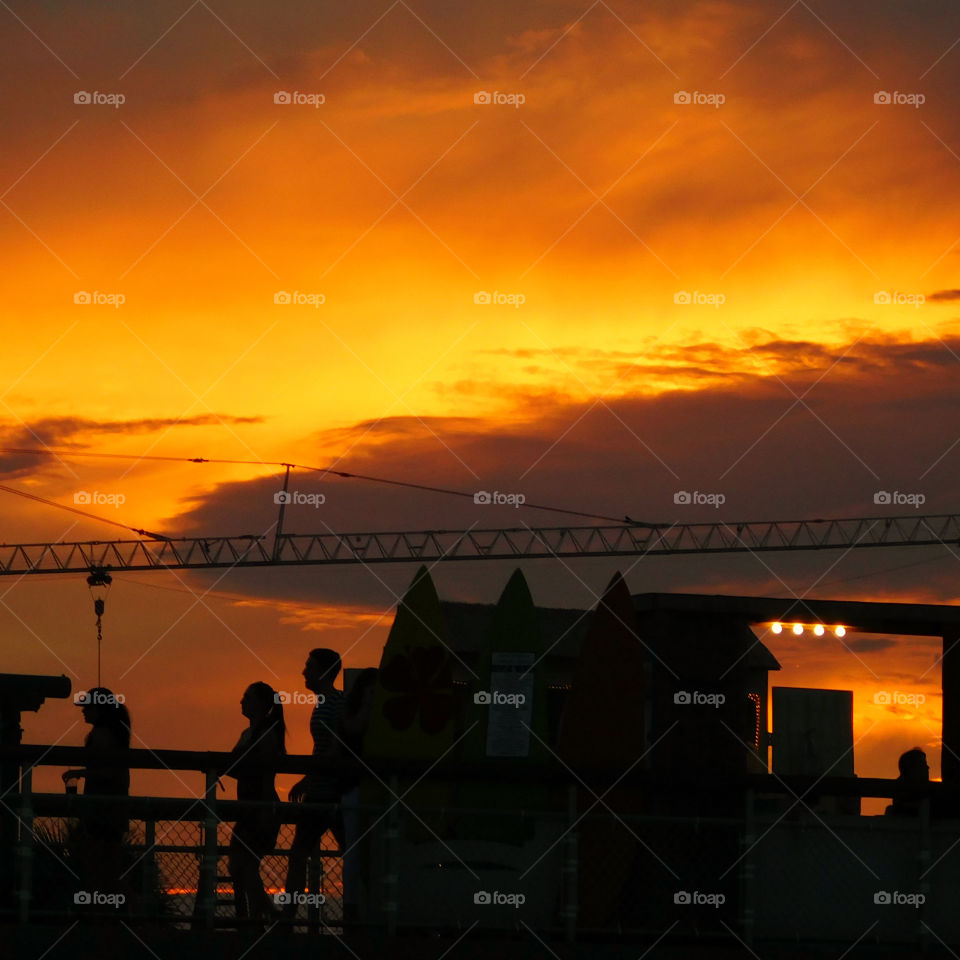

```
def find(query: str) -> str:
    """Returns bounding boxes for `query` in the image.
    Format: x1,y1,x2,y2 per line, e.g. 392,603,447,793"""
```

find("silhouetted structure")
0,673,70,911
439,594,780,809
339,667,378,921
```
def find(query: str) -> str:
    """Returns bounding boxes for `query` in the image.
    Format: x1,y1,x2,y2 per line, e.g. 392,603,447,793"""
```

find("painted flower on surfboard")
380,646,455,734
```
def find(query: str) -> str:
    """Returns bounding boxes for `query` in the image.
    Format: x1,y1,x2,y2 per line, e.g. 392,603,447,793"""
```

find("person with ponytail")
62,687,132,898
224,682,286,921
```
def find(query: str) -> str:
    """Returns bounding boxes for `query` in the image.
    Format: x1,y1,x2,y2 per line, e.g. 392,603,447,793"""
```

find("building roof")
630,592,960,636
438,595,783,672
439,601,590,659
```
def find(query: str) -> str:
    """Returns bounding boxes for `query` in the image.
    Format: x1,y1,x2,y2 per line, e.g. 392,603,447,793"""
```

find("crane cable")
0,482,170,540
0,448,656,529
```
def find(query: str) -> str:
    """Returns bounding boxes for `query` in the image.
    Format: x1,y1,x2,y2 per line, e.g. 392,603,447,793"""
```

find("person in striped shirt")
283,648,345,916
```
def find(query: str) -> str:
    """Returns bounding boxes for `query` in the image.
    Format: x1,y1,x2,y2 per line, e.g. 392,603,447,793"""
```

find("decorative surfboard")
557,571,646,927
361,565,457,838
358,568,564,928
455,568,554,844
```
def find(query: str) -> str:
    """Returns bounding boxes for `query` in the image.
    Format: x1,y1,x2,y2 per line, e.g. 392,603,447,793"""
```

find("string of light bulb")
769,622,846,637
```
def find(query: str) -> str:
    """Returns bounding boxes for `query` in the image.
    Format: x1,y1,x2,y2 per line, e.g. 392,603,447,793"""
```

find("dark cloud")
477,334,960,393
0,414,264,477
152,329,960,611
928,290,960,302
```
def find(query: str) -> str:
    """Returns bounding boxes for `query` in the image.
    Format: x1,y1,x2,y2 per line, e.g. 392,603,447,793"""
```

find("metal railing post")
308,847,321,930
919,797,931,950
198,768,219,927
16,765,33,923
385,775,399,935
142,817,157,916
563,784,578,942
741,787,755,947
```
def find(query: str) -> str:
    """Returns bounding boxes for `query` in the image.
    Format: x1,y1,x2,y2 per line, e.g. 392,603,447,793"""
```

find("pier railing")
3,745,960,947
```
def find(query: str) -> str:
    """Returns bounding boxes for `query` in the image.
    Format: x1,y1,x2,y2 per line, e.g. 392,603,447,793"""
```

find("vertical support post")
919,797,931,950
307,853,321,931
142,818,157,916
942,631,960,791
272,465,292,561
16,765,33,924
741,786,756,947
564,783,578,942
0,705,23,914
384,775,399,936
199,768,219,927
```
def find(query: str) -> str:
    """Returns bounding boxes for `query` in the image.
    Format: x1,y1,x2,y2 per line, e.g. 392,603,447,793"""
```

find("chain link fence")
26,811,344,927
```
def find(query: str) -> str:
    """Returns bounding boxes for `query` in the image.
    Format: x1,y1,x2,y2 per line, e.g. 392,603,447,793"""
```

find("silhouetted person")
283,649,345,918
223,682,285,922
62,688,131,899
885,747,930,817
338,668,378,922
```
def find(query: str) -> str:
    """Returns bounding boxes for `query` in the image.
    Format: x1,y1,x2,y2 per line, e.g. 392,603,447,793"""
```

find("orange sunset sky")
2,0,960,805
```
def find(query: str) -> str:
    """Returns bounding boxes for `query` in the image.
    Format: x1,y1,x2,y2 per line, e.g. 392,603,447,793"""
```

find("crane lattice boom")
0,513,956,575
